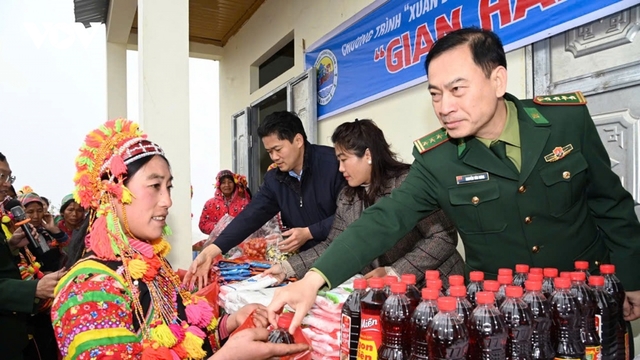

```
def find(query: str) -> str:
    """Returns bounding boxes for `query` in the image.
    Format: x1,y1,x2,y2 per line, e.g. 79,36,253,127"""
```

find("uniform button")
518,185,526,193
12,312,17,315
595,260,600,266
563,171,571,179
524,216,532,224
471,196,480,205
532,245,540,253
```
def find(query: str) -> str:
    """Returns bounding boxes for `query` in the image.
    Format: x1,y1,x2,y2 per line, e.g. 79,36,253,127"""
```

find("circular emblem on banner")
314,49,338,106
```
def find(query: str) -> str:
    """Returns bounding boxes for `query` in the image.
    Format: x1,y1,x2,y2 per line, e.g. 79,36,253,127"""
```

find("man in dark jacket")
185,111,345,288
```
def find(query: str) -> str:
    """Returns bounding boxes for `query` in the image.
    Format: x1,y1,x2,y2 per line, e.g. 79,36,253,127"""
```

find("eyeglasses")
0,173,16,184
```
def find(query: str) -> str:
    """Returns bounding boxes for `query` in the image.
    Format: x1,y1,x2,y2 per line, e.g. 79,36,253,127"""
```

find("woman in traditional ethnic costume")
51,119,308,360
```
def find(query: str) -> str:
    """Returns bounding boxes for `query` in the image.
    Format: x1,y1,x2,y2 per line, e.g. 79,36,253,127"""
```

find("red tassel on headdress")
88,216,117,260
110,154,127,177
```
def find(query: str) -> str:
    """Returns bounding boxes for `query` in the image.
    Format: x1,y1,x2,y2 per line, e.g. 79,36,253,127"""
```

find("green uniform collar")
476,100,521,148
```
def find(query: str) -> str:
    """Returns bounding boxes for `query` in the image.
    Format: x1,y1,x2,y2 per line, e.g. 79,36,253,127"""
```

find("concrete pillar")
138,0,192,270
106,41,127,119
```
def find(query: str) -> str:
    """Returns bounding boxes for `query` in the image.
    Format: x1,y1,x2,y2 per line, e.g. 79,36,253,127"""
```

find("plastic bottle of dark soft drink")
600,264,630,360
542,268,557,299
588,275,619,360
385,275,399,297
484,280,502,306
447,275,465,295
499,268,514,277
427,279,444,297
527,273,543,285
358,277,387,360
402,274,422,315
427,297,469,360
468,291,508,360
550,277,585,360
379,282,412,360
522,280,554,360
500,286,533,360
574,261,591,282
513,264,529,288
410,288,440,360
497,275,513,307
569,272,601,360
529,268,543,277
268,312,296,344
468,271,484,308
340,278,367,360
450,285,472,332
426,270,440,281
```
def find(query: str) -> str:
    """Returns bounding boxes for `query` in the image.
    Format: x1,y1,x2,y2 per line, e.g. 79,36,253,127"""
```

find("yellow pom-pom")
206,316,219,332
122,186,133,204
182,331,207,359
151,238,171,257
128,258,148,279
150,322,178,348
2,215,10,224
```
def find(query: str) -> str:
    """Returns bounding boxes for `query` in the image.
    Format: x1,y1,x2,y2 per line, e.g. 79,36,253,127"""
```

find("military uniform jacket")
314,93,640,290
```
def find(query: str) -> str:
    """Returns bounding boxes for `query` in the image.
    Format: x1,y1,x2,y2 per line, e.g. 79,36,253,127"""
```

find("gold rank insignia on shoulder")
533,91,587,106
414,128,449,154
544,144,574,162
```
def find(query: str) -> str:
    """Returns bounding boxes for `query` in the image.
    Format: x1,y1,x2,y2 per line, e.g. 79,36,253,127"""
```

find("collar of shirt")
476,99,521,148
288,169,303,181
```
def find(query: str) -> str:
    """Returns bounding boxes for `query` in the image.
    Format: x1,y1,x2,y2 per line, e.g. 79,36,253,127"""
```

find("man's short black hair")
257,111,307,143
0,152,6,162
425,27,507,79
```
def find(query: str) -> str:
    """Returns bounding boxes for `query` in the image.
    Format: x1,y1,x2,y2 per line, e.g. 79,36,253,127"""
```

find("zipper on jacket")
299,196,303,208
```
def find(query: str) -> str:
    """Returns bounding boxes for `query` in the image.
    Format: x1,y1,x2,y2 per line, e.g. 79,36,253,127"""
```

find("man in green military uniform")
267,27,640,329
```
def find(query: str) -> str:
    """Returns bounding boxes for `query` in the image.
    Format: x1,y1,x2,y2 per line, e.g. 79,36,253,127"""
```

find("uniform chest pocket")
448,181,506,235
539,151,588,217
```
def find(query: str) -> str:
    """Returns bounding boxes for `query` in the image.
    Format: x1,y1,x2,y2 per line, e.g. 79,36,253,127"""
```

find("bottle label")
357,314,381,360
584,345,601,360
340,314,351,357
594,314,602,340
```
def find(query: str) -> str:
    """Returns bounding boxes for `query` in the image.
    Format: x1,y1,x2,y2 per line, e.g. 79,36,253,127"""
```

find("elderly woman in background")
55,193,85,239
199,170,251,235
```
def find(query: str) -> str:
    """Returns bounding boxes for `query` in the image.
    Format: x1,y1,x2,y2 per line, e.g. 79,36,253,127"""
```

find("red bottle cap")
391,282,407,294
528,273,543,282
476,291,495,304
425,270,440,280
525,280,542,291
369,277,384,289
277,312,294,329
498,268,513,276
570,272,586,282
354,278,368,290
575,261,589,270
498,274,512,285
559,272,571,279
483,280,500,292
600,264,615,274
506,285,523,298
437,296,456,312
449,285,466,297
427,279,443,291
401,273,416,285
469,271,484,282
543,268,558,278
449,275,464,286
589,275,605,287
422,287,439,300
529,267,543,275
554,277,571,289
515,264,530,273
385,275,398,286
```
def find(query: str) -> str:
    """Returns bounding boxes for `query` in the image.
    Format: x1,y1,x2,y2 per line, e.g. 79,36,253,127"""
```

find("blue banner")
306,0,636,119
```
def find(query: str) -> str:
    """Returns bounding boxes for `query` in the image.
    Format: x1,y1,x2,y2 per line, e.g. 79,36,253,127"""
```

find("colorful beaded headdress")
72,119,217,358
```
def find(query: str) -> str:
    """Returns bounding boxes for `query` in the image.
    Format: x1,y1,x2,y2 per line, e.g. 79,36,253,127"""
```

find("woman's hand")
263,263,287,284
211,327,309,360
183,244,221,290
279,227,312,253
42,213,61,234
267,271,326,334
227,303,269,333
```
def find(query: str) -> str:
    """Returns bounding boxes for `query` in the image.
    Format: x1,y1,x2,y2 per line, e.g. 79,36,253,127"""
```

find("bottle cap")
554,277,571,289
469,271,484,282
599,264,615,274
354,278,368,290
426,279,442,291
437,296,456,311
277,312,294,329
450,285,466,297
384,275,398,286
391,282,407,294
515,264,529,273
524,280,542,291
529,267,543,275
543,268,558,278
498,268,513,276
527,273,543,282
425,270,440,280
570,271,586,282
422,287,439,300
506,285,523,298
483,280,500,292
449,275,464,286
574,260,589,270
497,274,512,285
589,275,605,287
559,272,571,279
401,273,416,285
369,277,384,289
476,291,495,304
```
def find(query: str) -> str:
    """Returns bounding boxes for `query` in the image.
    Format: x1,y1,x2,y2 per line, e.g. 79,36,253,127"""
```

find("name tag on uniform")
456,172,490,185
